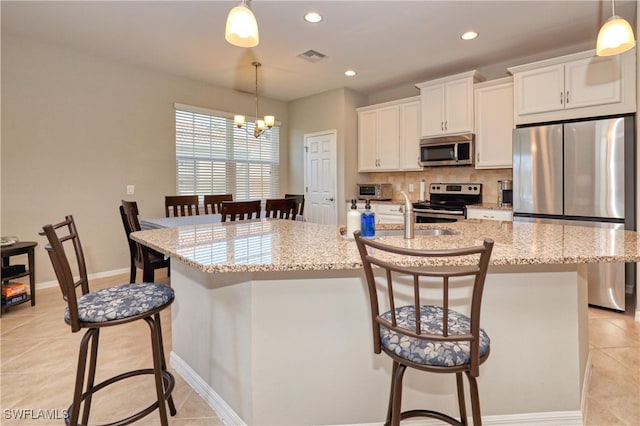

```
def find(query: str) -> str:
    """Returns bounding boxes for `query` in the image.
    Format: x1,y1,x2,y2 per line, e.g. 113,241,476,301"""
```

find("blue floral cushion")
65,283,174,323
379,305,490,367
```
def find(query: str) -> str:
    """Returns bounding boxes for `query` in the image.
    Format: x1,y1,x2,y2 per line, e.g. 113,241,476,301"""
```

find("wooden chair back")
40,215,90,332
354,232,494,377
120,201,143,263
265,198,297,219
204,194,233,214
285,194,305,217
120,201,170,283
220,200,261,222
165,195,199,217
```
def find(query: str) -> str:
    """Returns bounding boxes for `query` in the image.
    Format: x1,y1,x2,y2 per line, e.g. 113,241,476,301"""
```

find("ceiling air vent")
297,49,327,63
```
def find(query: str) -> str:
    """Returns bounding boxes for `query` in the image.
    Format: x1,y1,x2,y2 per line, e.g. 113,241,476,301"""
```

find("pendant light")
234,62,275,138
225,0,259,48
596,0,635,56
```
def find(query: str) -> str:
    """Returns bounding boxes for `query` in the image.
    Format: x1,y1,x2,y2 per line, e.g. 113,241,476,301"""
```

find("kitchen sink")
375,228,458,237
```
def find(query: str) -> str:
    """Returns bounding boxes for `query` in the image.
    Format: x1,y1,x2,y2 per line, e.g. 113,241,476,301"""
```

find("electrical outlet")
126,185,135,195
408,183,414,193
395,184,401,191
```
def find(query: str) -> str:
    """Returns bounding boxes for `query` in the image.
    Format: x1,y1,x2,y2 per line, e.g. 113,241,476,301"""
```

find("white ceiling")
2,1,637,102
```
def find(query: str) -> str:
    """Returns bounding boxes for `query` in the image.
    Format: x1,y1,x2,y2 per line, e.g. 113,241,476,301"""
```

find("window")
175,104,280,200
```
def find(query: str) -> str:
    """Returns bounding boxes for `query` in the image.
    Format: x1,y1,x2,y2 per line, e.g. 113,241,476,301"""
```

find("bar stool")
354,232,494,426
40,215,176,426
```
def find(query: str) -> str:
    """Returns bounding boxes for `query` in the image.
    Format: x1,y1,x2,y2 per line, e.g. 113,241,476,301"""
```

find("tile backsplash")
366,167,513,204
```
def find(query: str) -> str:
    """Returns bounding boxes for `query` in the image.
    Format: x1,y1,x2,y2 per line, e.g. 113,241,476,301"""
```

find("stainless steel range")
413,183,482,223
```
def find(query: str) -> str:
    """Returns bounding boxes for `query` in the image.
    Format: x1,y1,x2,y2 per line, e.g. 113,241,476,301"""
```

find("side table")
1,241,37,314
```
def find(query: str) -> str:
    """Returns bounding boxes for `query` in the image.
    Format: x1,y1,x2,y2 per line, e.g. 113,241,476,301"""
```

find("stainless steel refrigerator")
512,115,636,311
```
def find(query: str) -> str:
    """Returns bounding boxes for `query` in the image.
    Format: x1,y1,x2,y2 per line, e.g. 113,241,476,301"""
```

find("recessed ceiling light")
461,31,478,40
304,12,323,23
345,70,357,77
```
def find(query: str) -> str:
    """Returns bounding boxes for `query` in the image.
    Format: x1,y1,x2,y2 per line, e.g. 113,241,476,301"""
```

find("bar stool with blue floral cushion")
354,231,494,426
40,215,176,426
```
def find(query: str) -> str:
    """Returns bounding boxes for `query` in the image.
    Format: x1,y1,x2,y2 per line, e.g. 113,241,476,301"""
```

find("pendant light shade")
225,1,259,48
596,0,635,56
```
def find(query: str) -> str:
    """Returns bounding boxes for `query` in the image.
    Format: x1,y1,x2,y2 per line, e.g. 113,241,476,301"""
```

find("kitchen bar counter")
132,218,640,272
132,219,640,426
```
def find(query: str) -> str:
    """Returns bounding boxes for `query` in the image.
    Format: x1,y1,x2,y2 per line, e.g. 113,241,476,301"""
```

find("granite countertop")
131,219,640,274
467,203,513,211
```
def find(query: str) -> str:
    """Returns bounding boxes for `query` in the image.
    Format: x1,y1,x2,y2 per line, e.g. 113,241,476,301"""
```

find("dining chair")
165,195,199,217
40,215,176,426
284,193,305,217
204,194,233,214
120,200,170,283
264,197,297,219
354,231,494,426
220,200,261,222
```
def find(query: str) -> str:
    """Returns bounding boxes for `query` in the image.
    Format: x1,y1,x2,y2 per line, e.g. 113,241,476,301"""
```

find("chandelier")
234,62,275,138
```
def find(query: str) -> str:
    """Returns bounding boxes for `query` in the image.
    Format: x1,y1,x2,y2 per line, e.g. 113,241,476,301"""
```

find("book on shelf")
1,264,26,277
2,292,27,306
2,282,28,298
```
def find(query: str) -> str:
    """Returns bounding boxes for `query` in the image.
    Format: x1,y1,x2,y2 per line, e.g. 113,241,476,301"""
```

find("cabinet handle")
444,121,448,130
560,92,563,104
441,121,444,131
566,91,570,104
477,152,480,162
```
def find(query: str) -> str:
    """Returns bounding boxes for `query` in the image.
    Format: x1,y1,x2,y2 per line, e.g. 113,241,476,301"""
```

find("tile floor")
1,271,638,425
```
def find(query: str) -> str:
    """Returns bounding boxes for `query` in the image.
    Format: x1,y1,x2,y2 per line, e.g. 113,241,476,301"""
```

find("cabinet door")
420,84,444,137
444,78,474,134
565,56,621,109
467,208,513,221
399,101,421,170
377,105,400,170
358,110,379,171
515,64,564,115
475,81,514,169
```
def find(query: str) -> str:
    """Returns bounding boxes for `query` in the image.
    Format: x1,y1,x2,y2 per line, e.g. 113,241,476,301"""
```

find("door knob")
326,197,335,202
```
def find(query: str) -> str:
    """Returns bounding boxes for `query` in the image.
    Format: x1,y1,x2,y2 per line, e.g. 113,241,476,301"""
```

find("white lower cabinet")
375,203,404,224
467,208,513,221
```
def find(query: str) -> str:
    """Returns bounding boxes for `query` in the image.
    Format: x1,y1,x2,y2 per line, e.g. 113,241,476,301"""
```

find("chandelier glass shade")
234,62,274,138
225,0,259,48
596,0,635,56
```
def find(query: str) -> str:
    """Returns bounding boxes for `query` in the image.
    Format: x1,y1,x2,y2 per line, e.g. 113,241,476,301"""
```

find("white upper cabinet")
398,100,422,171
357,97,420,172
509,49,635,125
416,70,481,137
474,78,514,169
357,105,399,171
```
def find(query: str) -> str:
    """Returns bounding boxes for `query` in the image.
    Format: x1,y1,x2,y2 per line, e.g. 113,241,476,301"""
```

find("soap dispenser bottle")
346,199,362,239
361,200,376,238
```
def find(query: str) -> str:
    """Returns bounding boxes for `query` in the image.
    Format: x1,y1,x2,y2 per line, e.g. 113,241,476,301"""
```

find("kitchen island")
132,219,640,426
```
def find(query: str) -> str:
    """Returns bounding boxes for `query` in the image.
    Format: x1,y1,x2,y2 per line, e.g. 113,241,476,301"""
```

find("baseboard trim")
36,267,129,290
171,350,584,426
170,351,246,426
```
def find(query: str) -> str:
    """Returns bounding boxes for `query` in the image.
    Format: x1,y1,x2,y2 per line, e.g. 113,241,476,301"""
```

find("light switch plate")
408,183,414,193
126,185,135,195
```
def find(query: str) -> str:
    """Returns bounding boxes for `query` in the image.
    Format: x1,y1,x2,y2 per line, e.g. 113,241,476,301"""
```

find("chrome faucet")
400,191,415,239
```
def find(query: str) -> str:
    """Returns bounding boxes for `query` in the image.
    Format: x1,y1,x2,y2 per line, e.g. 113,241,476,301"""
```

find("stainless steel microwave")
357,183,393,200
419,134,475,167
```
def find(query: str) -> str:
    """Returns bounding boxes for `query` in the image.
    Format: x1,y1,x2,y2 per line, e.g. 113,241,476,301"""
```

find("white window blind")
175,106,280,200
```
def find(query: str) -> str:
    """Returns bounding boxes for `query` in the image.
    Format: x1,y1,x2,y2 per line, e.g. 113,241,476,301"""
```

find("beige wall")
1,34,289,283
288,87,368,224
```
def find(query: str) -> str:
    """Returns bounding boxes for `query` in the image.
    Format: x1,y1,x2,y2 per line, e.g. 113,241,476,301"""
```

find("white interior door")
304,130,338,224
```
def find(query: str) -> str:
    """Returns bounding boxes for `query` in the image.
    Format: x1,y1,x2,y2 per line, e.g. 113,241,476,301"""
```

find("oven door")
414,208,463,223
